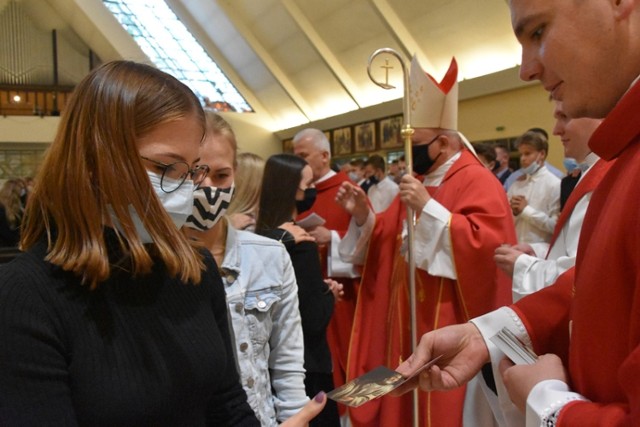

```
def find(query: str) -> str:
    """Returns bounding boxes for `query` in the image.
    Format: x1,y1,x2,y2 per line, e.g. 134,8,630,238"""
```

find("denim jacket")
221,222,308,426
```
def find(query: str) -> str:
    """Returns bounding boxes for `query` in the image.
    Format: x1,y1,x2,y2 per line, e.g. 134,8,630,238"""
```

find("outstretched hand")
393,323,490,395
280,392,327,427
335,181,371,226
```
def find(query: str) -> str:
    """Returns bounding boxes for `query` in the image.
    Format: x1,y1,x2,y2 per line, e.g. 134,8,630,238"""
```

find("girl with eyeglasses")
0,61,324,426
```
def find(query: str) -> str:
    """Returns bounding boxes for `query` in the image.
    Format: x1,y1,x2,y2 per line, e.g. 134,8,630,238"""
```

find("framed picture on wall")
333,127,352,156
380,116,403,149
282,138,294,153
354,121,376,153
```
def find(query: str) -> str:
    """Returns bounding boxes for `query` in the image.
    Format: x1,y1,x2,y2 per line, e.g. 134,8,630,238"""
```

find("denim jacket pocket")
244,290,280,350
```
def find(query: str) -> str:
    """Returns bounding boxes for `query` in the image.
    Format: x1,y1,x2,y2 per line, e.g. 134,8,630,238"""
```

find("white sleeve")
512,254,576,302
519,181,560,235
336,210,375,267
471,307,532,427
328,229,362,278
413,198,456,279
528,242,550,258
526,380,588,427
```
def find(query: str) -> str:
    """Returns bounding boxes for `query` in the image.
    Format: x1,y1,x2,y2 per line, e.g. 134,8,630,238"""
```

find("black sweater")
0,239,259,426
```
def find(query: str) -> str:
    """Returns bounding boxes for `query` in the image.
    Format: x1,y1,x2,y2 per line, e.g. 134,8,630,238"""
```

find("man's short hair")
473,143,497,163
527,127,549,141
293,128,331,155
517,130,549,154
365,154,386,173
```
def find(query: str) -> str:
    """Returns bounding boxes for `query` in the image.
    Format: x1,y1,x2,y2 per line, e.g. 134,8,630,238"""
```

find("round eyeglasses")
141,156,210,193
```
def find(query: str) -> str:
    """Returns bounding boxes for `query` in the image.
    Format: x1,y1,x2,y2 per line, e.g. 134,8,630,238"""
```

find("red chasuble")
348,151,515,427
512,81,640,426
296,170,358,399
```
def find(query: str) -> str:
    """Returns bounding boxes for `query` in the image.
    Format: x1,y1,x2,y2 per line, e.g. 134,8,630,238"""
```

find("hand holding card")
326,355,443,407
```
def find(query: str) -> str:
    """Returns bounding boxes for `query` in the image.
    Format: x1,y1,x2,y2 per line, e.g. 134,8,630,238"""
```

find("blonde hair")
204,109,238,167
226,152,265,219
0,179,25,227
21,61,206,288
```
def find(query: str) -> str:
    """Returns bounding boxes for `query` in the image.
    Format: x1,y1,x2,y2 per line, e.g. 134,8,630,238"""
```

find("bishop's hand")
399,174,430,212
335,181,371,226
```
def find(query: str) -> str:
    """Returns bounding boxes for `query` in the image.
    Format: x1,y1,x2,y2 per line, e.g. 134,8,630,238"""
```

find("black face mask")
296,188,317,214
368,175,379,185
412,135,441,175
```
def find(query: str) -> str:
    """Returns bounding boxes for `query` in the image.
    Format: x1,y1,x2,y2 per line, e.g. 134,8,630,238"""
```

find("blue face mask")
521,154,542,176
563,157,590,174
563,157,578,173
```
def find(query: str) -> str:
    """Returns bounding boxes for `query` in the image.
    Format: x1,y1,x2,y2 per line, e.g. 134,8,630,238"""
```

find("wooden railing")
0,85,75,117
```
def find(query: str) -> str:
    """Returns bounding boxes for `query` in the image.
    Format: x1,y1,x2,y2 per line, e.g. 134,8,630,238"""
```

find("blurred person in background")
226,152,265,231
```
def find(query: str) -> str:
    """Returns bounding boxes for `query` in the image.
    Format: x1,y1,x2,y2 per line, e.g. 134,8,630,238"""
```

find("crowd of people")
1,0,639,425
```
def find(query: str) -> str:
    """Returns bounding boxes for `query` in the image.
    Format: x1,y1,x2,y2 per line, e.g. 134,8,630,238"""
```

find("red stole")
546,159,613,254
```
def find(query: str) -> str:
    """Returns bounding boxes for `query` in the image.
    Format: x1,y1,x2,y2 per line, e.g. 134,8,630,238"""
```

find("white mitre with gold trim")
409,55,459,130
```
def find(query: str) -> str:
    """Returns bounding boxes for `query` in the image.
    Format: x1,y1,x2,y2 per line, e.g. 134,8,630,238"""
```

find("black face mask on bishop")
412,135,441,175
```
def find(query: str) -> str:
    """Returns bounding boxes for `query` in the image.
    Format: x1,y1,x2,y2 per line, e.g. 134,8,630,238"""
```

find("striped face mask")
184,185,235,231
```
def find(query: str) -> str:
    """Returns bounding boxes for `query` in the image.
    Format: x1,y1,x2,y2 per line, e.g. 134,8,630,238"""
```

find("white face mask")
184,185,235,231
521,155,542,176
110,171,194,243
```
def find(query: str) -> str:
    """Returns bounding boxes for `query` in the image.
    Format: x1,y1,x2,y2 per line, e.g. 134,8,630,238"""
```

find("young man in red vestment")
395,1,640,426
335,56,516,427
292,128,360,420
494,101,610,302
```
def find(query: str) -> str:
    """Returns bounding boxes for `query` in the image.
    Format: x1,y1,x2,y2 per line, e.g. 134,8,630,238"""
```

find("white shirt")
512,153,599,302
508,166,561,244
367,176,399,213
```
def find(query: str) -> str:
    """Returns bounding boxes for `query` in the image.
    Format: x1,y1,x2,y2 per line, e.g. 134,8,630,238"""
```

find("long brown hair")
255,154,307,233
21,61,206,288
